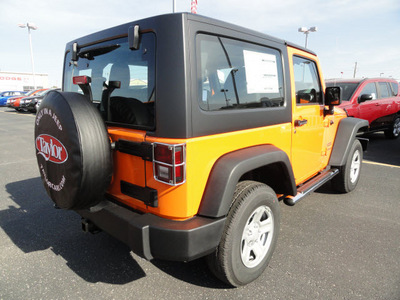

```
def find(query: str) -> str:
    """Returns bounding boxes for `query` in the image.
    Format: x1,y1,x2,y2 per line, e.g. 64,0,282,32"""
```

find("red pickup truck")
326,78,400,138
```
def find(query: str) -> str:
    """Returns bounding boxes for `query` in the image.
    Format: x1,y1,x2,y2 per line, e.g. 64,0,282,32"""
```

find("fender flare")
329,117,368,167
198,145,296,218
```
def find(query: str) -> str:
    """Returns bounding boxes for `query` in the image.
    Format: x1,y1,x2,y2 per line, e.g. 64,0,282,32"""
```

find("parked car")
326,78,400,138
7,90,35,109
20,88,59,113
0,91,26,106
34,13,368,287
9,88,47,111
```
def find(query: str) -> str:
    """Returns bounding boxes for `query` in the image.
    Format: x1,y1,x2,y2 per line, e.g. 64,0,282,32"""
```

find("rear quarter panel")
144,124,292,220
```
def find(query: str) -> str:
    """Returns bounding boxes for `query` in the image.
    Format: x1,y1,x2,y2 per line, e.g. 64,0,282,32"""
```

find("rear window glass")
63,33,156,129
197,34,284,111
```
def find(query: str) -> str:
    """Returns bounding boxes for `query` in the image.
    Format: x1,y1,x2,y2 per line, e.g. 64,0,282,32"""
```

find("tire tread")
207,180,279,287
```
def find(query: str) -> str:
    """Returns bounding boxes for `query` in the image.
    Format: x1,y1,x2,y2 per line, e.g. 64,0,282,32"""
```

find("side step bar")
284,168,339,206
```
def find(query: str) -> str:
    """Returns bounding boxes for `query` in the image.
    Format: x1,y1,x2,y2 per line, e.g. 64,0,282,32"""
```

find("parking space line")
0,158,37,167
0,110,18,114
0,110,35,117
363,160,400,169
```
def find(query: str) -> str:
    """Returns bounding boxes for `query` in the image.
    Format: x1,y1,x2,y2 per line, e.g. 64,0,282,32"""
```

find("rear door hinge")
115,139,153,161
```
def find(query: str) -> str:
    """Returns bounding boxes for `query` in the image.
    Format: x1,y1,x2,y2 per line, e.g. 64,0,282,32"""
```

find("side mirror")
325,86,341,106
324,86,341,115
359,94,373,103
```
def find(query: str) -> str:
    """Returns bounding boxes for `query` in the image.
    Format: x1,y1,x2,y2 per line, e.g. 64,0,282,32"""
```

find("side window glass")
293,56,322,105
197,34,284,111
359,83,377,100
378,82,390,98
390,82,398,96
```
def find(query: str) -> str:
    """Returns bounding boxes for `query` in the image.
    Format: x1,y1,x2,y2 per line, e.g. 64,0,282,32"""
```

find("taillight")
73,75,90,85
153,143,186,185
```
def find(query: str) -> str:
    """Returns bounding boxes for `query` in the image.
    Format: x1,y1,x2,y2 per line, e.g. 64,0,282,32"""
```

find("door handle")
295,119,308,127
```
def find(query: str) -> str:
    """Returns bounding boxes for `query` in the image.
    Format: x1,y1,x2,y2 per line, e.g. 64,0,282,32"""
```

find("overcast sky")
1,0,400,87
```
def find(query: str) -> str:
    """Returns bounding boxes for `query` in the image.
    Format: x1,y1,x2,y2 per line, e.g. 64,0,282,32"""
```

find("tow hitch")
81,218,101,234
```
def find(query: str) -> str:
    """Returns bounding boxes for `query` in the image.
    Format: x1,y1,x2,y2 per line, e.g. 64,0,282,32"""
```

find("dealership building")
0,71,49,92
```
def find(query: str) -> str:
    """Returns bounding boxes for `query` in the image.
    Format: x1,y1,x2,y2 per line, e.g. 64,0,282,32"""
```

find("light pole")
18,22,38,90
298,26,317,48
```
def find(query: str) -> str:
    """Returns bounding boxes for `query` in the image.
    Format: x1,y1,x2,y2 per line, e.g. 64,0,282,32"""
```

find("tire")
384,116,400,139
34,91,112,210
206,181,280,287
332,139,363,193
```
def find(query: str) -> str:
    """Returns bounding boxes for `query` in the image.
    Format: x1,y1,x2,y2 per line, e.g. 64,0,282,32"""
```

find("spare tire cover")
34,91,112,210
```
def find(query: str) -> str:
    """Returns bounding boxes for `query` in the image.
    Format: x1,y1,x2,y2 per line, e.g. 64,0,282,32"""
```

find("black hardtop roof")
185,13,314,53
66,12,315,55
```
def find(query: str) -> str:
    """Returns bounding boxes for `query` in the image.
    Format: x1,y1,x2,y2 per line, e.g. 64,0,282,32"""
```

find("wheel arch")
391,111,400,121
198,145,296,218
329,117,369,167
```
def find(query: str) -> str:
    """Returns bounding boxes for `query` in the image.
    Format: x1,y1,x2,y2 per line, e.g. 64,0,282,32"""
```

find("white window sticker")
243,50,279,94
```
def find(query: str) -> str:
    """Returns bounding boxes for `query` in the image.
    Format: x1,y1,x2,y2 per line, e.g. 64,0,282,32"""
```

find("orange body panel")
107,127,147,207
108,123,291,220
287,46,346,184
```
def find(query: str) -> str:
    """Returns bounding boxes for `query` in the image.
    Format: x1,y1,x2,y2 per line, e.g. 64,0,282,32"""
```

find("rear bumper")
77,200,226,261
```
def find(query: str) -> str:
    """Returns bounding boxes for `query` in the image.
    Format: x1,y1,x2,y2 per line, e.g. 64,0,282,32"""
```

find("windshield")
326,82,359,101
25,90,38,96
63,33,156,129
36,89,50,96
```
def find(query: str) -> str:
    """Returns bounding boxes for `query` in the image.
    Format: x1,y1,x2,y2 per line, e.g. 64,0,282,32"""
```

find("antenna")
353,62,357,78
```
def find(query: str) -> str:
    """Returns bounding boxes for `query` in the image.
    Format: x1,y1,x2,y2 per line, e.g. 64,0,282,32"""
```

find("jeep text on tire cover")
34,13,368,287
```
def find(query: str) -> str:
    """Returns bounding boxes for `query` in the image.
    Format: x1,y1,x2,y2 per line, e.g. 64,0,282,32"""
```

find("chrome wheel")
207,181,280,287
385,117,400,139
350,149,361,184
332,139,363,193
241,205,274,268
393,117,400,137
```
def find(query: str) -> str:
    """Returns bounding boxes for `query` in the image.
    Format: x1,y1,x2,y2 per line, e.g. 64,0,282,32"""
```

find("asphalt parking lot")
0,107,399,300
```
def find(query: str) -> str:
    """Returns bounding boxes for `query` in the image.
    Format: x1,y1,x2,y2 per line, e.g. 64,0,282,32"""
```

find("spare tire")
34,91,112,210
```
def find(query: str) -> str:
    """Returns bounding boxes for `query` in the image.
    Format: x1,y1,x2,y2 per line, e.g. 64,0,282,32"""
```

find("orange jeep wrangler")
34,13,368,286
